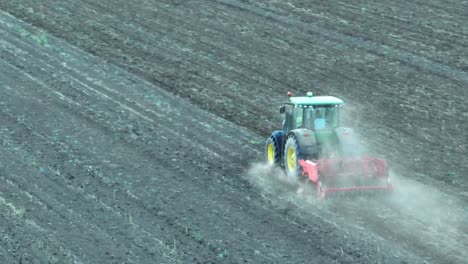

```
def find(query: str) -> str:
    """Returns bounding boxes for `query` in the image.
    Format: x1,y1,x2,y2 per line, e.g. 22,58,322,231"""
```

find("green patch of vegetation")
13,24,48,46
32,33,48,46
249,139,264,145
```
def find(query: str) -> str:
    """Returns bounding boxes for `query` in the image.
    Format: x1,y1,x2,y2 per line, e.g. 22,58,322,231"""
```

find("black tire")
265,136,281,166
283,135,303,178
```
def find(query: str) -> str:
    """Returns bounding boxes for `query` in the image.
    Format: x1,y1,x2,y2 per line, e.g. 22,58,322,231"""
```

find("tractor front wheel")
265,136,281,166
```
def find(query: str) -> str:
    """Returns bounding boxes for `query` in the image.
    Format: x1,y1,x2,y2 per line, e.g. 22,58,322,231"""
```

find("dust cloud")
245,162,320,207
344,100,468,261
245,161,468,262
384,171,468,262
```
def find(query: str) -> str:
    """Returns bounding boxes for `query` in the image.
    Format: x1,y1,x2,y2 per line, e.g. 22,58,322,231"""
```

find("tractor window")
318,106,339,129
330,107,340,127
282,105,294,131
295,107,303,128
315,108,326,129
303,107,314,129
301,105,340,130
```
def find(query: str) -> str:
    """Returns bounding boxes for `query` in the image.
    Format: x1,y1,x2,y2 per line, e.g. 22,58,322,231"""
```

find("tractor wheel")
283,136,303,178
265,136,281,166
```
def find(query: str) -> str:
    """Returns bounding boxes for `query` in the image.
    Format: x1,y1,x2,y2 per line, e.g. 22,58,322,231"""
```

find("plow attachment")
299,156,393,198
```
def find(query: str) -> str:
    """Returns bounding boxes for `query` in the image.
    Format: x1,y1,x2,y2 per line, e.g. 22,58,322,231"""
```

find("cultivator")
298,156,392,198
265,91,393,198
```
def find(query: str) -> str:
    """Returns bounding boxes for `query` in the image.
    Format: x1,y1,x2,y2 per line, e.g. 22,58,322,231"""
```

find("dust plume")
244,162,320,207
245,161,468,263
340,98,468,262
383,171,468,263
245,162,303,197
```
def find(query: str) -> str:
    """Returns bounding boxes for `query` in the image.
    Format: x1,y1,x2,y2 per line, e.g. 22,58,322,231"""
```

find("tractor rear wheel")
284,136,303,178
265,136,281,166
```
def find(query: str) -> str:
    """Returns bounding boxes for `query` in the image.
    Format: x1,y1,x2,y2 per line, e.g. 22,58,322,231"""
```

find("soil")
0,0,467,263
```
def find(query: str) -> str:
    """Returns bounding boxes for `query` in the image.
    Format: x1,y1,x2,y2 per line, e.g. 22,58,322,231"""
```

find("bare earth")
0,0,467,263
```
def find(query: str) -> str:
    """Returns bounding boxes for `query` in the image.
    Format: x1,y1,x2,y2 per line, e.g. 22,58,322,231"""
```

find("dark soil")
0,0,466,263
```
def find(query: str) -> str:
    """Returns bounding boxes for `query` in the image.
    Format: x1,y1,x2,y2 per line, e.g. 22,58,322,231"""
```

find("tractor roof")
289,96,344,106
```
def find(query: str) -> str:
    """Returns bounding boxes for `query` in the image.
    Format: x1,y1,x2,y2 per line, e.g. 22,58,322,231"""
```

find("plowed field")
0,1,467,263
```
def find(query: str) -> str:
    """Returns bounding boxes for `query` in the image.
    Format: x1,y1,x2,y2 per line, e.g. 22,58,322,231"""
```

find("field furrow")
0,0,466,263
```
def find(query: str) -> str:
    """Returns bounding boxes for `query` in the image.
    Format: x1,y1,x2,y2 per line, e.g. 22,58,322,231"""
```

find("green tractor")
265,91,391,197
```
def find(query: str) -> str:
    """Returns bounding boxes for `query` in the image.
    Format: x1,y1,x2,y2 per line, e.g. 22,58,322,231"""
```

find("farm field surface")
0,0,467,263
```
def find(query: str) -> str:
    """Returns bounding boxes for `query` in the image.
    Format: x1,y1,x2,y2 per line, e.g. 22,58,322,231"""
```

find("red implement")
298,156,393,198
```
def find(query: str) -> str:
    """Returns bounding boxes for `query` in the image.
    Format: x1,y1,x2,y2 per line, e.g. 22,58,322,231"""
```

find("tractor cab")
280,92,344,133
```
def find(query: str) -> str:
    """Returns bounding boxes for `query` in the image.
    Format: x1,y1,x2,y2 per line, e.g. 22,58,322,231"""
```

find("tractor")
265,91,392,198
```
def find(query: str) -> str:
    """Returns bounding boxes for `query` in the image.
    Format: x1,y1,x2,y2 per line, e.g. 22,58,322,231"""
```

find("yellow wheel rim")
287,147,296,171
267,143,274,163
